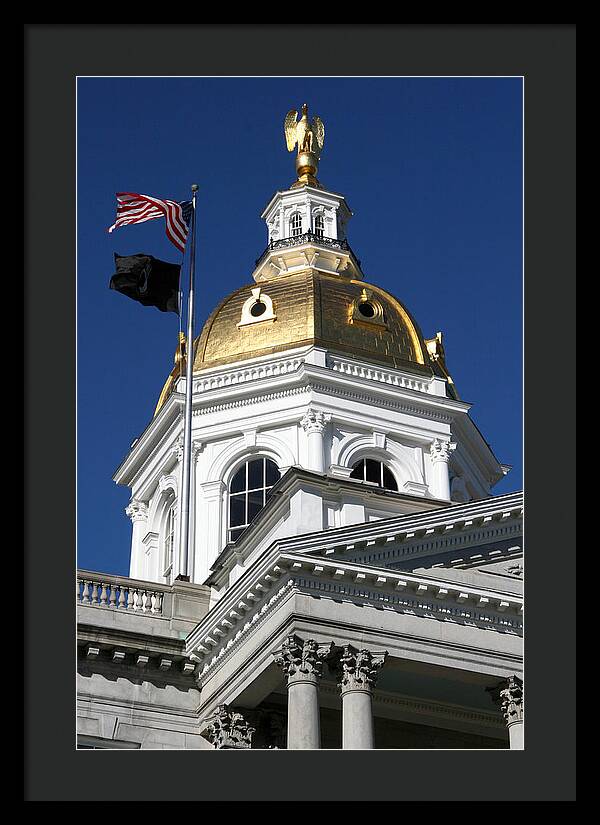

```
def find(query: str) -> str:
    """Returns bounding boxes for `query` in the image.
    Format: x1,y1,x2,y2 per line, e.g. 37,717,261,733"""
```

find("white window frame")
290,212,302,237
314,212,325,238
228,457,280,543
162,501,176,578
350,458,398,491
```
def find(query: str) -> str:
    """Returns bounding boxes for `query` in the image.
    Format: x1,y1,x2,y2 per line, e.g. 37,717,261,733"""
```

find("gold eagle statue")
284,103,325,160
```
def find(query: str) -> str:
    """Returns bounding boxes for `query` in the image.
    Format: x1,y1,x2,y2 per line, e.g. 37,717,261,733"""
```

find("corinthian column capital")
201,704,255,750
300,408,330,435
337,645,387,693
125,499,148,523
273,634,334,682
489,675,524,725
430,438,457,463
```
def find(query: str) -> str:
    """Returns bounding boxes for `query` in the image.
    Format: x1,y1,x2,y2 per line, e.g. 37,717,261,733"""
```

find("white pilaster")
198,480,227,578
125,500,148,579
430,438,457,500
300,408,330,473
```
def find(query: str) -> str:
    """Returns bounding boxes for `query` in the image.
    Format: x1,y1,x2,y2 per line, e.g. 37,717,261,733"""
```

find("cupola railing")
255,231,361,269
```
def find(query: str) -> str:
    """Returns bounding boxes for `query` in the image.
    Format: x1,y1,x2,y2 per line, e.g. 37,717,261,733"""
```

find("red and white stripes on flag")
108,192,190,253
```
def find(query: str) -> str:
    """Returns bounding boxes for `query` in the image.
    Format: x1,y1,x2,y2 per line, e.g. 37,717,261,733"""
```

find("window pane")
350,459,365,480
365,459,380,484
230,465,246,494
265,458,280,486
229,494,246,528
247,459,264,490
247,488,264,524
229,526,245,543
382,465,398,491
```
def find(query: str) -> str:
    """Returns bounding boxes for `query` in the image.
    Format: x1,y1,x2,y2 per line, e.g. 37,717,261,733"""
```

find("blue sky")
77,76,523,576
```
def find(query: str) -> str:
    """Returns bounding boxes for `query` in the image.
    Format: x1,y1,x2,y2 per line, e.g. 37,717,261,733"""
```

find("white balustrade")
76,572,165,615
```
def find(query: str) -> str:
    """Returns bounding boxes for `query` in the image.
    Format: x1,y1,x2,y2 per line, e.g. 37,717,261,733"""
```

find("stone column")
489,675,524,750
300,408,330,474
125,500,148,579
430,438,457,500
337,645,387,750
201,704,255,750
274,634,334,750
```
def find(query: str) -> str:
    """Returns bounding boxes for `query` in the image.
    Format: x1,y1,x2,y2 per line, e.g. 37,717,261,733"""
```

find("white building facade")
77,108,523,750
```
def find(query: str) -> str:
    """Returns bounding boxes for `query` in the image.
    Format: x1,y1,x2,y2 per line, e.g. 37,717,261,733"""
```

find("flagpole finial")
191,183,199,192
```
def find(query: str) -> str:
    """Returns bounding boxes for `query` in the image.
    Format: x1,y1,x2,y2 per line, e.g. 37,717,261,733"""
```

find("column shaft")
307,430,325,473
273,635,333,751
337,645,387,750
341,688,374,749
488,674,523,750
287,674,321,749
508,720,524,750
432,459,451,500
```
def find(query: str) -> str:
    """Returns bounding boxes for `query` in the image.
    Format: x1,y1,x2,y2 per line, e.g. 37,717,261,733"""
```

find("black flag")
109,253,181,314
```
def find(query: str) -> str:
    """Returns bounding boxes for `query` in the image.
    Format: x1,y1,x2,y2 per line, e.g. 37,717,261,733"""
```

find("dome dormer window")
237,287,277,327
350,288,387,329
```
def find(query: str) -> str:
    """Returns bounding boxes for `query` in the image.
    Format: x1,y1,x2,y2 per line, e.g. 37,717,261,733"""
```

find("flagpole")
177,183,198,581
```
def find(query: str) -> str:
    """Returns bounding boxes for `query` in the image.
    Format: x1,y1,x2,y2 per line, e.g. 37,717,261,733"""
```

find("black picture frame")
24,23,576,802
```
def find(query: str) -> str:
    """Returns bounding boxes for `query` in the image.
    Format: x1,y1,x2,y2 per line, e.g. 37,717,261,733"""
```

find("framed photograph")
25,24,575,802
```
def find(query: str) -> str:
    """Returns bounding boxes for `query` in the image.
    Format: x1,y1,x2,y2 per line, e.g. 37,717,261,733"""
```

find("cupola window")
228,457,281,543
290,212,302,237
314,213,325,238
350,458,398,491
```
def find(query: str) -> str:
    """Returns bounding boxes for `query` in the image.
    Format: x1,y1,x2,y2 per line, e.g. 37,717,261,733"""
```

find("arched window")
350,458,398,491
228,457,280,543
162,499,176,577
314,213,325,238
290,212,302,237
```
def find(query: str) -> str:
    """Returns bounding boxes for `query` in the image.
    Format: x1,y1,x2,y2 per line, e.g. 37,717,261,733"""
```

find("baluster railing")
77,571,168,617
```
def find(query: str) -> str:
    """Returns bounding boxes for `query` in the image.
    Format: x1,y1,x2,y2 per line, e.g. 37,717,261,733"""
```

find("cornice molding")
188,549,523,680
265,491,524,561
207,482,522,591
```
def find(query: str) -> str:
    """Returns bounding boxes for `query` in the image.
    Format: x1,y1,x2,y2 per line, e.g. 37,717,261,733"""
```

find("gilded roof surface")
192,270,432,374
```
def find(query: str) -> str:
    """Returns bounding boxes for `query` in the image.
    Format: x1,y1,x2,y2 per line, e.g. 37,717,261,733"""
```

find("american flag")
108,192,193,253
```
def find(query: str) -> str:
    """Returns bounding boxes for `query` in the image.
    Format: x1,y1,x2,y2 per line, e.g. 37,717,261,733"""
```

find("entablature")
186,547,523,690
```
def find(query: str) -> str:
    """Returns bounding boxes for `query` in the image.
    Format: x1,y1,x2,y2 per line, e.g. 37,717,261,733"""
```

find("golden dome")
193,270,432,374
